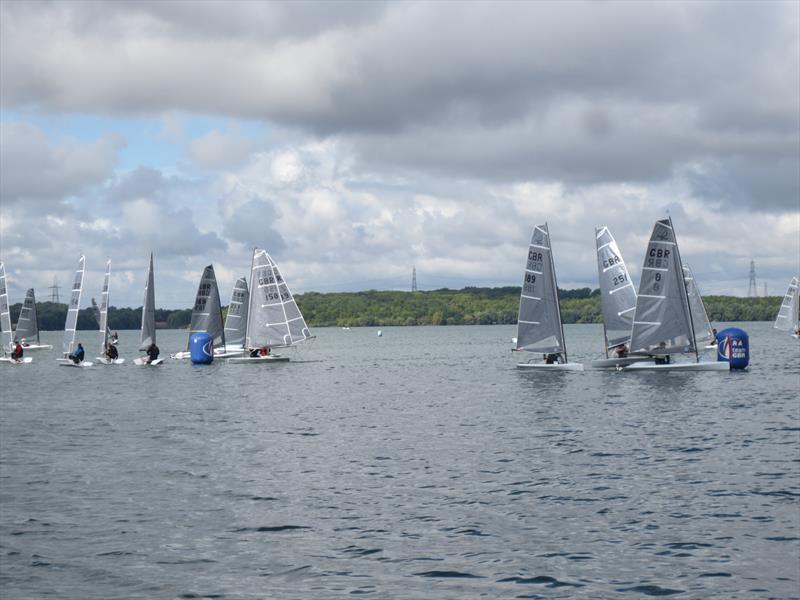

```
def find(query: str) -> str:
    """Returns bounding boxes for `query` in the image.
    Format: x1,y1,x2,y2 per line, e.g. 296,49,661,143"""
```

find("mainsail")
223,276,249,348
98,259,111,353
774,276,799,331
683,263,714,346
15,288,40,345
515,223,567,356
630,218,696,356
188,265,225,349
0,262,12,352
139,253,156,351
245,249,311,349
595,226,637,351
63,255,86,355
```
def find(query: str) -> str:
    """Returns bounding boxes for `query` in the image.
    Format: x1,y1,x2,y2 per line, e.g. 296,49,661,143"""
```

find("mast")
546,223,568,363
244,247,256,351
670,217,699,363
596,227,609,358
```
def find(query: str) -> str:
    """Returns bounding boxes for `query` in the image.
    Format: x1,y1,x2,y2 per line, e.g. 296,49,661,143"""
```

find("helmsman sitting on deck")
543,352,563,364
105,343,119,360
10,340,23,361
145,342,160,364
69,343,85,364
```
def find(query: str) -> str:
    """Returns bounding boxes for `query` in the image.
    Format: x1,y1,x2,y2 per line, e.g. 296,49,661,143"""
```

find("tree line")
7,288,782,331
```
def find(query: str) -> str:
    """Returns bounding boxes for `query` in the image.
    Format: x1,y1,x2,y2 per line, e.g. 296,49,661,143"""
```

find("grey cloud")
220,196,286,254
0,122,124,203
189,129,257,170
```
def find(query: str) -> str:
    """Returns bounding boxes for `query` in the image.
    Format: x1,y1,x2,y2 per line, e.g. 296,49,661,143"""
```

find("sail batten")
595,227,637,351
515,223,566,355
62,255,85,355
629,218,696,356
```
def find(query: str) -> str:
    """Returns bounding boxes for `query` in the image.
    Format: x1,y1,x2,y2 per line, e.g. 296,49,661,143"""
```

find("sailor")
146,342,160,364
544,352,561,364
110,331,119,345
10,340,23,360
105,343,119,360
709,328,718,346
613,343,629,358
20,337,29,347
653,341,670,364
70,343,85,364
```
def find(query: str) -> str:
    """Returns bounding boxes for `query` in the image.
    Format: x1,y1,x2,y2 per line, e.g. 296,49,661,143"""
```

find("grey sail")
774,276,799,331
0,262,12,351
223,276,249,348
683,264,713,346
63,255,86,355
245,249,311,349
630,218,695,355
515,223,566,354
15,288,40,344
595,226,637,350
188,265,225,349
139,253,156,351
98,259,111,353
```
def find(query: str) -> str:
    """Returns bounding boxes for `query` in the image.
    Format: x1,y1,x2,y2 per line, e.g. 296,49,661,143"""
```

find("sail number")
527,250,543,272
646,248,671,269
612,273,627,286
603,254,620,269
264,290,291,302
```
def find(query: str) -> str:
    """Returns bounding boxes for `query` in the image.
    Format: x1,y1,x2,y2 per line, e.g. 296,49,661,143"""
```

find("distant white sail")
62,255,86,355
683,264,714,346
139,253,156,351
245,249,311,349
595,226,637,351
223,276,249,348
0,262,12,352
630,218,695,356
188,265,226,349
774,276,799,332
515,223,567,355
99,259,111,353
15,288,40,345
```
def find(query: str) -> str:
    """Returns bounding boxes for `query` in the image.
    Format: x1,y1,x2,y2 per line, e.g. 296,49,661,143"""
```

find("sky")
0,0,798,308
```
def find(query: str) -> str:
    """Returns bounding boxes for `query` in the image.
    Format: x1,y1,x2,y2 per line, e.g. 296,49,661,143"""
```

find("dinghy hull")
588,356,652,369
623,361,729,372
0,356,33,365
516,362,584,371
227,355,290,364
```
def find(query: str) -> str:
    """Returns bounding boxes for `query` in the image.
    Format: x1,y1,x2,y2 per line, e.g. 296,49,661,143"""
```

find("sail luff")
223,277,249,348
62,255,85,355
595,226,637,351
774,277,799,331
546,223,568,362
139,253,156,351
187,265,226,350
0,262,12,352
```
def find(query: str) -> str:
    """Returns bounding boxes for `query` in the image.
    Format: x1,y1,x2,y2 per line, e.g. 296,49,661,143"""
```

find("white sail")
139,253,156,351
0,262,12,352
630,218,696,356
62,255,86,355
515,223,567,356
188,265,225,349
15,288,40,345
245,249,311,349
774,276,799,332
683,264,714,346
223,276,249,348
595,226,637,351
99,259,111,353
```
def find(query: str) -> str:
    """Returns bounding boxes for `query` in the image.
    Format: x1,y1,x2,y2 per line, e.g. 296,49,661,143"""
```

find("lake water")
1,323,798,599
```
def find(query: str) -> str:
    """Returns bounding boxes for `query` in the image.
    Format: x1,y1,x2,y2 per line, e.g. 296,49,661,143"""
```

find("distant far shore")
8,287,782,330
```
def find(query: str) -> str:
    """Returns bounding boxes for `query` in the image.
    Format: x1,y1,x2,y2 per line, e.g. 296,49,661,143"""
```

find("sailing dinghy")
57,255,93,367
774,276,799,338
0,262,33,364
221,276,249,354
134,253,163,366
95,259,124,365
171,265,231,359
227,248,312,364
513,224,583,371
15,288,52,350
683,263,716,349
589,227,650,369
624,218,727,371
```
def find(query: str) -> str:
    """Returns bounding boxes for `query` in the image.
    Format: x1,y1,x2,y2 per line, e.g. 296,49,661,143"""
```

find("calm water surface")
1,323,798,599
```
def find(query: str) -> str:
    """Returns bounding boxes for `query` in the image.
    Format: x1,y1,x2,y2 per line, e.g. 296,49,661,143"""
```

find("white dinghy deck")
624,361,729,372
588,356,652,369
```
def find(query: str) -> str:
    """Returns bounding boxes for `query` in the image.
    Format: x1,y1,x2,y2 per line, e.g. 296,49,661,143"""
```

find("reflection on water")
0,322,798,599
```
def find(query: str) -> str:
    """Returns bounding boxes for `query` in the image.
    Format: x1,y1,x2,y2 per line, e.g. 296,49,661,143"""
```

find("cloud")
0,121,124,203
188,127,257,169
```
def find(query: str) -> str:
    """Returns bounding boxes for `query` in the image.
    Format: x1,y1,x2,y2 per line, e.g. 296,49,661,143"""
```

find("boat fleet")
0,217,797,369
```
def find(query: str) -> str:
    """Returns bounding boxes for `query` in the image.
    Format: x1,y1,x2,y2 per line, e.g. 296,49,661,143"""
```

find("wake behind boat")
512,224,583,371
623,218,728,372
227,248,312,364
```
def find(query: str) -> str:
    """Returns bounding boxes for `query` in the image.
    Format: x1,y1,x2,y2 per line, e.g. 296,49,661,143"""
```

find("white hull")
227,354,290,364
623,361,730,372
516,362,584,371
59,360,94,368
704,344,718,350
95,357,126,365
171,347,244,360
588,356,653,369
134,357,164,366
19,344,53,351
0,356,33,365
793,333,800,339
